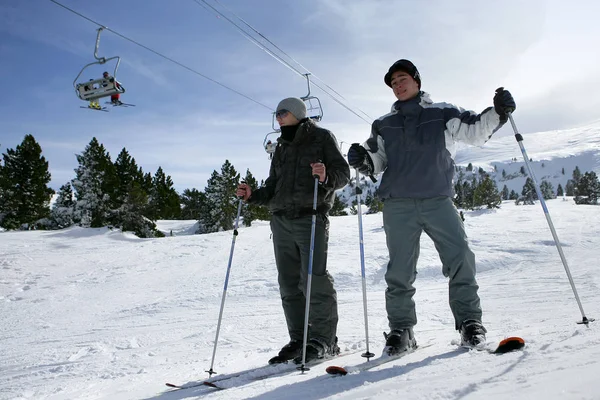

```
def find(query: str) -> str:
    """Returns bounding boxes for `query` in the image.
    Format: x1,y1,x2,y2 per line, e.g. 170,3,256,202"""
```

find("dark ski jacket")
248,118,350,218
364,91,505,199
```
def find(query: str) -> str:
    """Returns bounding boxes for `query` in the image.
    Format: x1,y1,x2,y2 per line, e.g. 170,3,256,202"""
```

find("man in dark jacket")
347,59,516,354
237,97,350,364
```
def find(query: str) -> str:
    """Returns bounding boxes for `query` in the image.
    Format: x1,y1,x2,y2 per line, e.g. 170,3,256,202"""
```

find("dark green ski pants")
382,197,482,331
270,214,338,346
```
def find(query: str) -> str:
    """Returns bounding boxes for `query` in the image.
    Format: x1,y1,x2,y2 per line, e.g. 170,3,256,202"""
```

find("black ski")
326,342,434,376
80,106,108,112
105,102,136,107
166,349,362,390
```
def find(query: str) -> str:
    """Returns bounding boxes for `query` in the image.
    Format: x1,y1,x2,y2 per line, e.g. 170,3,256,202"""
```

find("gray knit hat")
276,97,307,120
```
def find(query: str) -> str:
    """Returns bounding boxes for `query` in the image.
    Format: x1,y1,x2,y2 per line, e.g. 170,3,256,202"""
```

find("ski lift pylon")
301,73,323,122
73,27,125,102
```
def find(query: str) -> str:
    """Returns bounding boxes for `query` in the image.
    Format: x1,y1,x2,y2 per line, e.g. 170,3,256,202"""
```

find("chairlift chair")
263,112,281,159
301,73,323,122
73,27,125,104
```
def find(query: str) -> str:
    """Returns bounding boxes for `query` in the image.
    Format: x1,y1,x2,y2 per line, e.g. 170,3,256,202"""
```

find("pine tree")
0,134,54,229
240,169,258,226
519,166,526,175
466,162,473,172
453,180,466,208
557,184,564,197
366,189,384,214
118,180,159,238
252,179,272,221
539,180,556,200
72,137,118,228
572,166,582,188
501,185,509,200
509,190,518,200
111,148,160,237
180,188,206,220
574,171,600,205
330,193,348,216
473,175,501,209
147,167,181,220
50,182,75,229
114,148,143,205
520,177,538,203
200,160,240,233
565,180,576,196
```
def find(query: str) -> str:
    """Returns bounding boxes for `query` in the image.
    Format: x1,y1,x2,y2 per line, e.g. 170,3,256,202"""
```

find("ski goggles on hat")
275,109,289,118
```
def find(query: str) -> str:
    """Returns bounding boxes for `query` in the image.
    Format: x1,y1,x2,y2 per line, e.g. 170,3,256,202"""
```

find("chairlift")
73,27,125,106
301,73,323,122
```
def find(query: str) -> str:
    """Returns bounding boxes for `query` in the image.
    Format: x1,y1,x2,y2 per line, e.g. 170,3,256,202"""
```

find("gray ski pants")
382,197,482,330
270,214,338,346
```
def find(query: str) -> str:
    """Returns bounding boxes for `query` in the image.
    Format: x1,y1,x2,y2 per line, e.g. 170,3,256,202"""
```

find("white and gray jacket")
364,91,504,199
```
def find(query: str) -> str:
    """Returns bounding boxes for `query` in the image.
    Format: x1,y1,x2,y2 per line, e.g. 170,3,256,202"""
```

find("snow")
2,197,599,399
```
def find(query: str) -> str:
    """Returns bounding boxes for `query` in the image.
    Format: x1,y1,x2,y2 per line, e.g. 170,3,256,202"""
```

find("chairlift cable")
196,0,373,124
212,0,373,122
49,0,272,111
192,0,305,78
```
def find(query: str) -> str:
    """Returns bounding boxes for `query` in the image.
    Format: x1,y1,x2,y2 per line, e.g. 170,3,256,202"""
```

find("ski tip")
494,336,525,354
165,383,179,388
326,365,348,376
203,381,220,388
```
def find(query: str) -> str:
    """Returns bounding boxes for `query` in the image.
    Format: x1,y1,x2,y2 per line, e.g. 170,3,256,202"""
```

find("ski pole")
206,197,245,377
355,169,375,360
508,113,594,325
298,173,320,372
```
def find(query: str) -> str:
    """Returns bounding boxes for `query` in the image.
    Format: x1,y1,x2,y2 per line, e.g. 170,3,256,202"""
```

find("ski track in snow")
1,199,599,399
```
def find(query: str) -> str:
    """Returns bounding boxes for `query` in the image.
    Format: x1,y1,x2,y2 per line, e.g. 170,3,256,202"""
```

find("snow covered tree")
473,175,501,209
509,190,518,200
557,183,564,197
72,137,118,228
518,177,538,204
117,181,159,238
49,182,75,229
574,171,600,205
110,148,160,237
0,134,54,230
199,160,240,233
539,180,556,200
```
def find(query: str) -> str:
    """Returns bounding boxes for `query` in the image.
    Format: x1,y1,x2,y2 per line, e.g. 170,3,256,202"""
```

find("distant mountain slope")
339,120,600,203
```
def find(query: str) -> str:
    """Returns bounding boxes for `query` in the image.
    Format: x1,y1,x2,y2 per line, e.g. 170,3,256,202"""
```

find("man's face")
275,110,299,127
390,70,419,101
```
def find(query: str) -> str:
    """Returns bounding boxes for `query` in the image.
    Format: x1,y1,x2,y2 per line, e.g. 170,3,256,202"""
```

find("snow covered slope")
1,198,599,399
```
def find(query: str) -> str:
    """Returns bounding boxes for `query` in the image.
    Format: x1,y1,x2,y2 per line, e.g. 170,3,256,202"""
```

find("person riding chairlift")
102,71,123,105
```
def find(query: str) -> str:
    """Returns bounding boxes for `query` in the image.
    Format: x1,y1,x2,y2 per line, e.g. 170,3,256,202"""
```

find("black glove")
493,87,516,123
347,143,374,175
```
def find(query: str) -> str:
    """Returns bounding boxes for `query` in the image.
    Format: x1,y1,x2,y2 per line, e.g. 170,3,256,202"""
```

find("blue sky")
1,0,599,192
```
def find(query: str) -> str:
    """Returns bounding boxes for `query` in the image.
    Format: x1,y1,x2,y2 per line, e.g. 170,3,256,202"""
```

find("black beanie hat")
384,59,421,88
